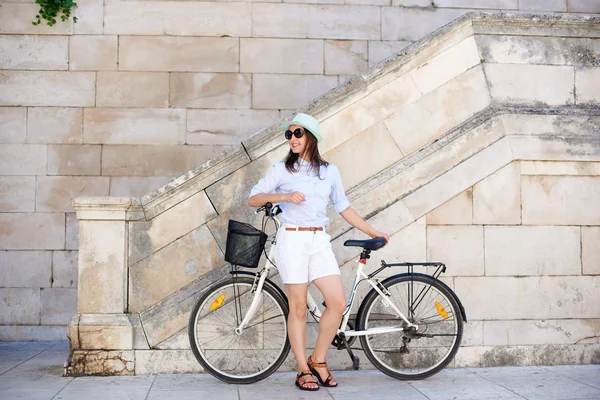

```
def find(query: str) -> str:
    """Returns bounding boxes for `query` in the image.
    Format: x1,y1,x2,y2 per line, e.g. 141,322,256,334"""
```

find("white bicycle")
189,202,466,383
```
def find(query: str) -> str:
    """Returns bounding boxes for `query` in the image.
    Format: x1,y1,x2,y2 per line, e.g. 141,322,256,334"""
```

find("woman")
248,113,389,391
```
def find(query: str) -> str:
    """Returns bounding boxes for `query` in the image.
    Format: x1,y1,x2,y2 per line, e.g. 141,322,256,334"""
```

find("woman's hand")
372,231,390,243
285,192,306,204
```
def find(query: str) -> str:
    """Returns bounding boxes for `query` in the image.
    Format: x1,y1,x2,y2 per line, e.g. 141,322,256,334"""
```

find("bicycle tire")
188,276,291,384
357,273,463,380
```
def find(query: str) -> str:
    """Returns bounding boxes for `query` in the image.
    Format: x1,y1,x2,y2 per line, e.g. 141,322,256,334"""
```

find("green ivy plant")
32,0,78,27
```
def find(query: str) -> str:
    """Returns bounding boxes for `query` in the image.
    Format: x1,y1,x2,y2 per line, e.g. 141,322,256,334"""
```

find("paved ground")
1,341,599,400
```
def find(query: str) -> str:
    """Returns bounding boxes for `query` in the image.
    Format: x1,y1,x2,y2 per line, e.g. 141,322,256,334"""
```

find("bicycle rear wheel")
357,274,463,380
188,276,291,384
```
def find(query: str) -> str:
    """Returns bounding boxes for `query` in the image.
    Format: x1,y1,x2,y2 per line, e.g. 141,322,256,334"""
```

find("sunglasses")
284,128,305,140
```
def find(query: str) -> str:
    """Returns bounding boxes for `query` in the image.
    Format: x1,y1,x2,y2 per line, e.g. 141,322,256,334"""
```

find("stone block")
105,2,251,36
520,161,600,176
135,350,203,374
128,314,150,350
78,220,126,313
77,314,134,350
0,71,95,107
324,40,368,75
36,176,110,212
582,227,600,275
252,74,338,110
392,0,431,5
382,7,466,41
568,0,600,12
455,276,600,320
53,250,78,288
576,67,600,105
96,72,169,108
368,41,411,66
0,251,51,287
347,0,390,5
0,325,66,341
0,3,72,34
509,135,600,163
67,350,134,376
426,188,473,225
522,176,600,225
27,107,83,144
323,122,403,190
0,212,65,250
0,176,35,212
485,64,575,106
0,35,68,70
119,36,239,72
128,190,217,266
170,73,251,109
65,213,78,250
0,107,26,143
102,145,229,177
385,66,491,156
47,145,101,176
427,225,484,276
130,225,225,312
253,4,380,40
69,36,117,71
520,0,567,11
240,38,323,74
483,319,600,346
0,288,40,324
109,177,174,198
187,109,279,145
41,288,77,325
473,162,521,225
73,0,103,34
462,320,484,347
84,108,185,145
434,0,518,8
485,226,581,276
502,114,600,137
0,144,46,175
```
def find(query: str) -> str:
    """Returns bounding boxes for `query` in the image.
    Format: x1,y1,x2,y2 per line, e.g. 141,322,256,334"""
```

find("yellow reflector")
435,301,448,319
210,294,225,311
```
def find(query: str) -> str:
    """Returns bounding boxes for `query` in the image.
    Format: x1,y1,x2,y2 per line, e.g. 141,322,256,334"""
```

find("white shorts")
275,225,341,284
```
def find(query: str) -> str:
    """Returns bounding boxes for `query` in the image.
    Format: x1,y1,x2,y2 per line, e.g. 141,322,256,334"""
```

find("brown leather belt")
285,227,324,232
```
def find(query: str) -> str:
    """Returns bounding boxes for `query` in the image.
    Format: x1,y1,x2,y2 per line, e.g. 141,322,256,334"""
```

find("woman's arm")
340,207,390,242
247,192,305,208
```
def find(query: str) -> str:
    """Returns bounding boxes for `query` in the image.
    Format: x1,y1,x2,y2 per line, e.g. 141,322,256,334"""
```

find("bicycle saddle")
343,237,387,251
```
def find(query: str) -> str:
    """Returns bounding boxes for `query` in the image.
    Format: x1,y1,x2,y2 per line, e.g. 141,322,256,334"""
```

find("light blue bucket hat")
280,113,322,143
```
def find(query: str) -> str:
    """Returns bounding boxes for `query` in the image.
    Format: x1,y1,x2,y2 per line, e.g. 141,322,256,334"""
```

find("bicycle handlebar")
254,202,273,215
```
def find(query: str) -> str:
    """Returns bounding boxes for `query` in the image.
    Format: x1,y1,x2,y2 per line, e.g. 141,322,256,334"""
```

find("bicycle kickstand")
338,332,360,370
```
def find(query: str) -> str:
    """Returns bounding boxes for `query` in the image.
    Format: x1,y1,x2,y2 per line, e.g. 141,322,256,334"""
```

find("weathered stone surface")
53,250,78,288
0,144,46,175
0,35,68,70
0,107,26,143
576,67,600,105
324,40,368,75
502,114,600,137
568,0,600,12
0,212,65,250
102,145,229,177
509,135,600,163
253,4,380,40
240,38,323,74
427,225,484,276
426,188,473,225
368,41,412,66
582,227,600,275
187,109,279,145
135,350,203,374
119,36,239,72
41,288,77,325
65,213,78,250
485,64,575,106
435,0,518,8
129,190,217,266
252,74,338,109
382,7,466,41
520,161,600,176
130,225,225,312
67,350,134,376
73,0,103,34
520,0,567,11
110,177,175,198
522,175,600,225
128,314,150,350
0,3,72,34
0,176,35,212
0,71,95,107
36,176,110,212
323,122,403,190
84,109,186,145
170,73,251,109
0,288,40,324
96,72,169,108
385,66,491,156
69,36,117,71
47,145,101,176
0,325,66,341
27,107,83,144
473,162,521,224
455,276,600,320
483,319,599,346
105,2,251,36
485,226,581,276
0,251,51,288
76,314,134,350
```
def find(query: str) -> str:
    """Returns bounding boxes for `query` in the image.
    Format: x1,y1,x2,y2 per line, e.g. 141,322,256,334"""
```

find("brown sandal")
295,370,319,391
308,355,338,387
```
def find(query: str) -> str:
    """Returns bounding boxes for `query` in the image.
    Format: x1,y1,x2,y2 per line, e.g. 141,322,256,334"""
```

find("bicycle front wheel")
357,274,463,380
188,276,291,384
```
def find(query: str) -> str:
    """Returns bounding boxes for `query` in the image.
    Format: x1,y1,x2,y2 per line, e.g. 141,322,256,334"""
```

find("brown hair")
284,129,329,179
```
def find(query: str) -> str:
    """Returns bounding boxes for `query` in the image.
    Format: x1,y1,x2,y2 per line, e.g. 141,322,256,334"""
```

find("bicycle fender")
230,270,289,305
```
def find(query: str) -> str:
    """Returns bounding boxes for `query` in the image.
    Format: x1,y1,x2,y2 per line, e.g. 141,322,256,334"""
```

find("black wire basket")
224,220,268,268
